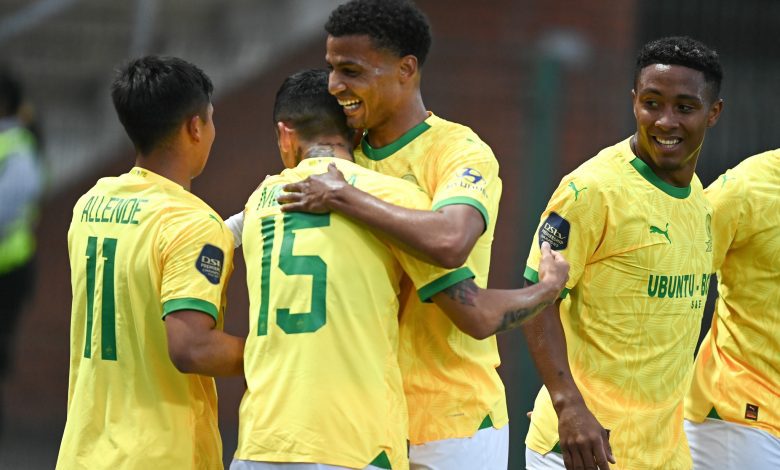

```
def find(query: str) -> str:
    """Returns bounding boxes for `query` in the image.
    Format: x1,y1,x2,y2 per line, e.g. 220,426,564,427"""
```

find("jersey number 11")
84,236,118,360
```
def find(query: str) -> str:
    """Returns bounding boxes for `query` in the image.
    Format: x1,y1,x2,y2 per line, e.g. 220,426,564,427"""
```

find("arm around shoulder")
279,163,484,268
328,183,485,268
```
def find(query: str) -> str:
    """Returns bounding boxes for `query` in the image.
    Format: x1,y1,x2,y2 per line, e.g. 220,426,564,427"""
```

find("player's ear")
277,121,294,153
398,55,418,83
706,98,724,128
186,114,203,142
277,121,298,168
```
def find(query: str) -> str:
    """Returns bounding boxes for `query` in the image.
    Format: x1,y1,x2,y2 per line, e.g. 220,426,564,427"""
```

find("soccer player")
684,148,780,469
56,56,244,469
521,36,724,470
278,1,510,465
233,68,568,470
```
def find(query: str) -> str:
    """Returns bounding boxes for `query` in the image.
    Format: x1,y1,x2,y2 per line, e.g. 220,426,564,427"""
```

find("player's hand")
557,402,615,470
538,241,569,301
277,163,346,213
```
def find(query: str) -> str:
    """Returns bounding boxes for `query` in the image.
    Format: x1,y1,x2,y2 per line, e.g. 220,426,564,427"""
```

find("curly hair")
634,36,723,100
325,0,432,66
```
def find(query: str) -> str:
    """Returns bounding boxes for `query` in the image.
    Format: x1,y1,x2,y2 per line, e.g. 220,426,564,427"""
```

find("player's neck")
302,142,352,162
135,151,193,191
630,134,697,187
366,95,428,149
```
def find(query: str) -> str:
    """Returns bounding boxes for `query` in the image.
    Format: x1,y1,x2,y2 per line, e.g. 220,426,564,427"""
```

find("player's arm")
431,242,569,339
159,211,243,377
278,163,481,268
224,211,244,248
164,310,244,376
225,177,270,249
522,300,614,470
523,174,614,470
705,170,744,272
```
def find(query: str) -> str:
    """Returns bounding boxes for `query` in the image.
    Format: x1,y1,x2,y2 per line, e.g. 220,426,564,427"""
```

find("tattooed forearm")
494,301,552,335
442,279,479,307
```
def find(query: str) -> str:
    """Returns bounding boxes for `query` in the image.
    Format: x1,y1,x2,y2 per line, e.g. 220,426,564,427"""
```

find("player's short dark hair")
0,66,23,117
325,0,432,66
634,36,723,101
273,68,351,143
111,56,213,155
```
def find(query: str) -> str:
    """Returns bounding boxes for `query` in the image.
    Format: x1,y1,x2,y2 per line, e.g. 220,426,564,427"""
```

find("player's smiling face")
632,64,722,186
326,34,404,133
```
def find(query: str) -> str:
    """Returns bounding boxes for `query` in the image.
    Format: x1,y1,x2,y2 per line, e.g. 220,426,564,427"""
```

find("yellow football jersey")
685,149,780,437
236,157,473,470
57,167,234,470
524,138,713,470
355,112,507,443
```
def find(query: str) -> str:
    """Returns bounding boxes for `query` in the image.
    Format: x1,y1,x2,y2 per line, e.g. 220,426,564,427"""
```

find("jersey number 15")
256,213,329,336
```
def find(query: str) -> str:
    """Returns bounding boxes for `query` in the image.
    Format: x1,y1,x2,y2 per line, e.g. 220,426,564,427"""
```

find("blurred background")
0,0,778,468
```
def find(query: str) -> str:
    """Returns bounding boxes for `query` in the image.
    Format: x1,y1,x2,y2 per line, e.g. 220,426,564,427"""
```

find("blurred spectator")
0,65,43,437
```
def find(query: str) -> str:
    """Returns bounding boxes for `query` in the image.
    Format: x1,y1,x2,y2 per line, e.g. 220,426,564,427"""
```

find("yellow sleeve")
704,170,746,272
360,171,475,301
524,173,606,296
159,210,235,321
391,245,475,301
429,139,499,231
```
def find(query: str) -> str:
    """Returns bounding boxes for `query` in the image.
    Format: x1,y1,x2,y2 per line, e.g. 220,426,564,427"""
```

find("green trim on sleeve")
523,266,569,299
360,120,431,160
629,157,691,199
432,196,490,232
524,265,540,284
162,298,219,322
417,267,475,302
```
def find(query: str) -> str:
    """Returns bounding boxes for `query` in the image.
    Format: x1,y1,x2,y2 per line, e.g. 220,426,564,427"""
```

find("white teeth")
338,99,360,108
656,137,681,146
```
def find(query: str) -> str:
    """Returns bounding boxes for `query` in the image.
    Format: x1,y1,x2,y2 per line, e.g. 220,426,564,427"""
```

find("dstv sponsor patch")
196,244,224,284
539,212,570,250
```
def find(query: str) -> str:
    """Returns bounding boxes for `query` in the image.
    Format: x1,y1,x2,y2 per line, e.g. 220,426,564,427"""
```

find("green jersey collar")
360,119,432,161
628,157,691,199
